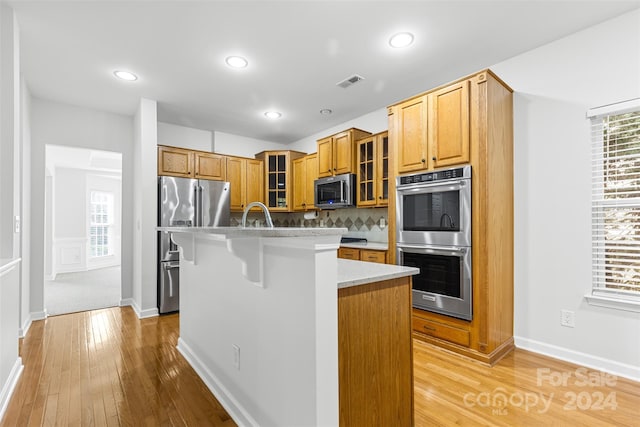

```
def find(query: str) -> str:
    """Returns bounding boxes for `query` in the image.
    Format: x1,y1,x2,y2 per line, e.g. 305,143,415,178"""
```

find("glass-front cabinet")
255,150,306,212
356,131,389,207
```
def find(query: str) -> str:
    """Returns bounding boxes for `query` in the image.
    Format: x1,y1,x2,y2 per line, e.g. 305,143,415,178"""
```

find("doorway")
44,145,122,316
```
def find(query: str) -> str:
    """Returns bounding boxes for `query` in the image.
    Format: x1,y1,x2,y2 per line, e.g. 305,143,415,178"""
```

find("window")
588,98,640,311
89,191,114,258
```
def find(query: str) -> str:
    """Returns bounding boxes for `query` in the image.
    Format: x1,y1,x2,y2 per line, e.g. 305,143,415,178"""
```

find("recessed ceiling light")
320,109,332,115
226,56,248,69
113,70,138,81
264,111,282,119
389,32,414,48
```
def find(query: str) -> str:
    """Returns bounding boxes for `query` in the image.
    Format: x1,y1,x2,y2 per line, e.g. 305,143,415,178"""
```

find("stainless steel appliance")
396,165,472,320
314,173,355,209
158,176,230,313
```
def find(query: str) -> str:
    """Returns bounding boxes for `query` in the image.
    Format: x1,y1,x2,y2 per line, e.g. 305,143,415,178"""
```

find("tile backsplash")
231,207,389,243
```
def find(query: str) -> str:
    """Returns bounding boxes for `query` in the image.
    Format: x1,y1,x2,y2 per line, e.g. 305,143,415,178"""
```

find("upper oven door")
396,177,471,246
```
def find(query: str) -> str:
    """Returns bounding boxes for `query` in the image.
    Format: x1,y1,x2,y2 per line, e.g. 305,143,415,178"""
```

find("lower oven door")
397,243,472,321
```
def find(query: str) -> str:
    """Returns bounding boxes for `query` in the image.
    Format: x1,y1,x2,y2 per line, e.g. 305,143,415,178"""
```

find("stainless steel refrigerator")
158,176,230,313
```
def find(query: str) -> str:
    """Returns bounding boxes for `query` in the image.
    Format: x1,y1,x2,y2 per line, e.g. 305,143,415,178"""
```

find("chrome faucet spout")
242,202,274,228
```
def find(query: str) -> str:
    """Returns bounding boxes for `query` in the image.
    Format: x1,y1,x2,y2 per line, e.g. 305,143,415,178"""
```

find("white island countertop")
158,225,346,238
337,258,418,289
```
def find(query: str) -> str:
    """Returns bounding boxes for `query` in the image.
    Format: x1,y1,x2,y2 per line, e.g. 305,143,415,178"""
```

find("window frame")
586,98,640,313
88,190,114,259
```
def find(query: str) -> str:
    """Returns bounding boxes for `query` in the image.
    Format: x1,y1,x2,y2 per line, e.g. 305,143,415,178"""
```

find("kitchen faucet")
242,201,274,228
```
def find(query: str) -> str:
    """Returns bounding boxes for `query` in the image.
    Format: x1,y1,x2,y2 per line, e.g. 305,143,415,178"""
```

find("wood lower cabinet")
226,156,264,212
388,69,514,365
338,277,413,427
317,128,371,178
292,153,318,211
338,247,387,264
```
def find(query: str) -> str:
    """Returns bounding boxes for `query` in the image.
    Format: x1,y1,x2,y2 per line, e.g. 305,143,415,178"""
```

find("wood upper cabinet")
226,156,264,212
158,145,226,181
293,153,318,211
158,146,193,177
392,96,428,174
317,128,371,177
391,79,470,174
429,80,470,168
255,150,306,212
194,152,226,180
356,131,389,207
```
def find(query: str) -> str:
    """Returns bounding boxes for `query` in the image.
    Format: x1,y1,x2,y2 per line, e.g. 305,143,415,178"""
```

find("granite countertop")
339,241,388,251
158,226,348,238
337,259,418,289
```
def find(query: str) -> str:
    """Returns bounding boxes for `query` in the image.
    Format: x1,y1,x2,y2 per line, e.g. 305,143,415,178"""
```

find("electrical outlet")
232,344,240,370
560,309,575,328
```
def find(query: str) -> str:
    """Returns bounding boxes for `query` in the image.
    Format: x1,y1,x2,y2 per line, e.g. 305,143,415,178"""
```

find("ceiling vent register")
336,74,365,89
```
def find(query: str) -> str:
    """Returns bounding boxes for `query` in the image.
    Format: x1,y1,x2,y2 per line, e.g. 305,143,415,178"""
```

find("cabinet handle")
333,168,336,171
378,196,382,199
421,159,425,163
423,326,436,332
432,157,436,161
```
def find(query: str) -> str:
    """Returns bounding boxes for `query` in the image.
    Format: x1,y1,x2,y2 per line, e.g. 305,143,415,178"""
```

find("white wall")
492,9,640,380
157,121,213,152
30,98,134,318
288,108,388,154
131,98,158,318
49,167,121,275
213,131,288,158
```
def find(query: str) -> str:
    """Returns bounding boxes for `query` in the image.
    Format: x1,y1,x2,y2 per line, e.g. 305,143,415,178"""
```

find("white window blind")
590,98,640,302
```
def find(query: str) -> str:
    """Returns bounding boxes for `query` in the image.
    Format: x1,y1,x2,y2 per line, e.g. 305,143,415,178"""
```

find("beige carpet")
45,266,121,316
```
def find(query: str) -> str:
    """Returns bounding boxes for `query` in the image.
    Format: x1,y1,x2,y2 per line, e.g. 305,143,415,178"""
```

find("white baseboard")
121,299,158,319
515,336,640,382
177,338,256,427
0,358,23,422
30,311,47,321
18,314,32,338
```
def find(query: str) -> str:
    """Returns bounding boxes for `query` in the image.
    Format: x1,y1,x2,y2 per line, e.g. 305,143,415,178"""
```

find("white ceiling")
9,1,640,143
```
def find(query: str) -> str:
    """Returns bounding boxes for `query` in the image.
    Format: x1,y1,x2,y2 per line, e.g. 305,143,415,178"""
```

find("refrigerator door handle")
193,182,200,227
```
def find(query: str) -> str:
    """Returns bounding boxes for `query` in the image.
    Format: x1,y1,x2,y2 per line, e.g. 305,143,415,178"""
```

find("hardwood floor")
2,306,639,426
1,307,234,427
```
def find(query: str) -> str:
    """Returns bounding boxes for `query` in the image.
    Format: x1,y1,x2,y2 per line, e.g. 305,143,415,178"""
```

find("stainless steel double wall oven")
396,165,472,320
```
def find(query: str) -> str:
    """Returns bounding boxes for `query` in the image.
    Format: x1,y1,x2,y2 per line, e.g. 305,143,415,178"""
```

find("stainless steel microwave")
314,173,356,209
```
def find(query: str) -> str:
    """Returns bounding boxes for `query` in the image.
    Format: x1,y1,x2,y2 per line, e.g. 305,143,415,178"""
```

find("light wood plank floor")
2,306,639,426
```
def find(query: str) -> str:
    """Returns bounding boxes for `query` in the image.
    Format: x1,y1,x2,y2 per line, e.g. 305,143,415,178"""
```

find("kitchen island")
163,227,418,427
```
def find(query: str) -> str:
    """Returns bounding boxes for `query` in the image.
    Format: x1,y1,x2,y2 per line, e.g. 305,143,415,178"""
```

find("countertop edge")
337,259,418,289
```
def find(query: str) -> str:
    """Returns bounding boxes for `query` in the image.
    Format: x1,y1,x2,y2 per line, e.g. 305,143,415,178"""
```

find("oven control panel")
399,166,470,185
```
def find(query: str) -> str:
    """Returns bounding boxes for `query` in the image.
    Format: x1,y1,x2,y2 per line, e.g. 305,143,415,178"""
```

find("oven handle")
396,243,467,255
396,180,467,193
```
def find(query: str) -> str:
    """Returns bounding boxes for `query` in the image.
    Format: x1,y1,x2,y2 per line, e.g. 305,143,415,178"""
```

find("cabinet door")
265,153,290,211
360,249,387,264
226,157,245,211
195,152,226,180
395,96,428,174
245,159,264,207
357,137,376,206
317,137,333,177
333,131,354,175
429,80,470,168
292,157,306,211
305,154,318,209
158,146,193,177
338,247,360,260
376,133,389,206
